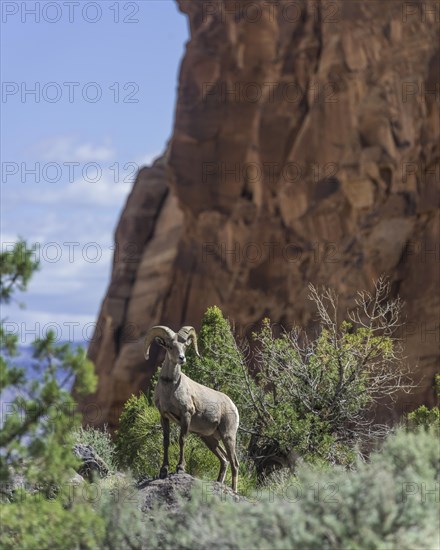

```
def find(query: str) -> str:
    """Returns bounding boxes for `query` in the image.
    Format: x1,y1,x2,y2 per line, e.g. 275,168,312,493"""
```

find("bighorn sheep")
144,325,240,491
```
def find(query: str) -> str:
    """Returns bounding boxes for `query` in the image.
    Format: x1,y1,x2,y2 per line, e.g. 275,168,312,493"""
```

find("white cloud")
9,139,163,208
33,136,116,163
2,139,164,336
2,307,98,345
33,240,113,288
1,186,117,332
25,172,133,208
6,163,132,208
64,173,132,206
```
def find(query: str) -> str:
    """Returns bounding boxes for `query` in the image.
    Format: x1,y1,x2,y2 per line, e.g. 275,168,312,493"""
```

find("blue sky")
1,1,189,343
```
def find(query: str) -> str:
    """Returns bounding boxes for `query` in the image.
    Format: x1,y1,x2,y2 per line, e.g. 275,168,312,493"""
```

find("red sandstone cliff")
79,0,439,428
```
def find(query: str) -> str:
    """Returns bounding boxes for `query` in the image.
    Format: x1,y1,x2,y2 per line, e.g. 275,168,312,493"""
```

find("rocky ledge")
138,473,241,512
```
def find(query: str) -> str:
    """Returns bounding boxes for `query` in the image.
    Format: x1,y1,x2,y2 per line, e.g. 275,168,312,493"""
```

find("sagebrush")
95,427,440,550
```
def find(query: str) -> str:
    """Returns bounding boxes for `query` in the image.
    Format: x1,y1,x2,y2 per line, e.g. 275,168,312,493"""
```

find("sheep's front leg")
159,416,170,479
176,413,191,474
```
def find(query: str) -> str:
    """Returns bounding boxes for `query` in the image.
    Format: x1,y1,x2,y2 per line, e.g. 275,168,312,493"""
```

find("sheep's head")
144,325,200,365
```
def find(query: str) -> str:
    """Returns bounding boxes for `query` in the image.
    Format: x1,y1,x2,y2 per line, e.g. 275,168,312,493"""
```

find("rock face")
79,0,439,428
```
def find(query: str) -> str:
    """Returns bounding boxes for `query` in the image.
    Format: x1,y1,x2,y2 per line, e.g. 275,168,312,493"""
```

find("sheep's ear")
155,337,168,348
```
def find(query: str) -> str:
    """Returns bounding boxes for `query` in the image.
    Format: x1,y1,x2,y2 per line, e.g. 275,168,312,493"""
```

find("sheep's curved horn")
144,326,176,360
178,326,200,357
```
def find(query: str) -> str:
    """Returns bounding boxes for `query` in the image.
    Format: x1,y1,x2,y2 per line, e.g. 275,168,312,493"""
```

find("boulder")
138,473,241,512
73,444,109,480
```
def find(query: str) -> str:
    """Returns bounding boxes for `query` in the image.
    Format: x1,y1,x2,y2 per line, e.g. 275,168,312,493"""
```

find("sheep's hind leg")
201,435,228,483
222,435,239,492
159,416,170,479
176,413,191,474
